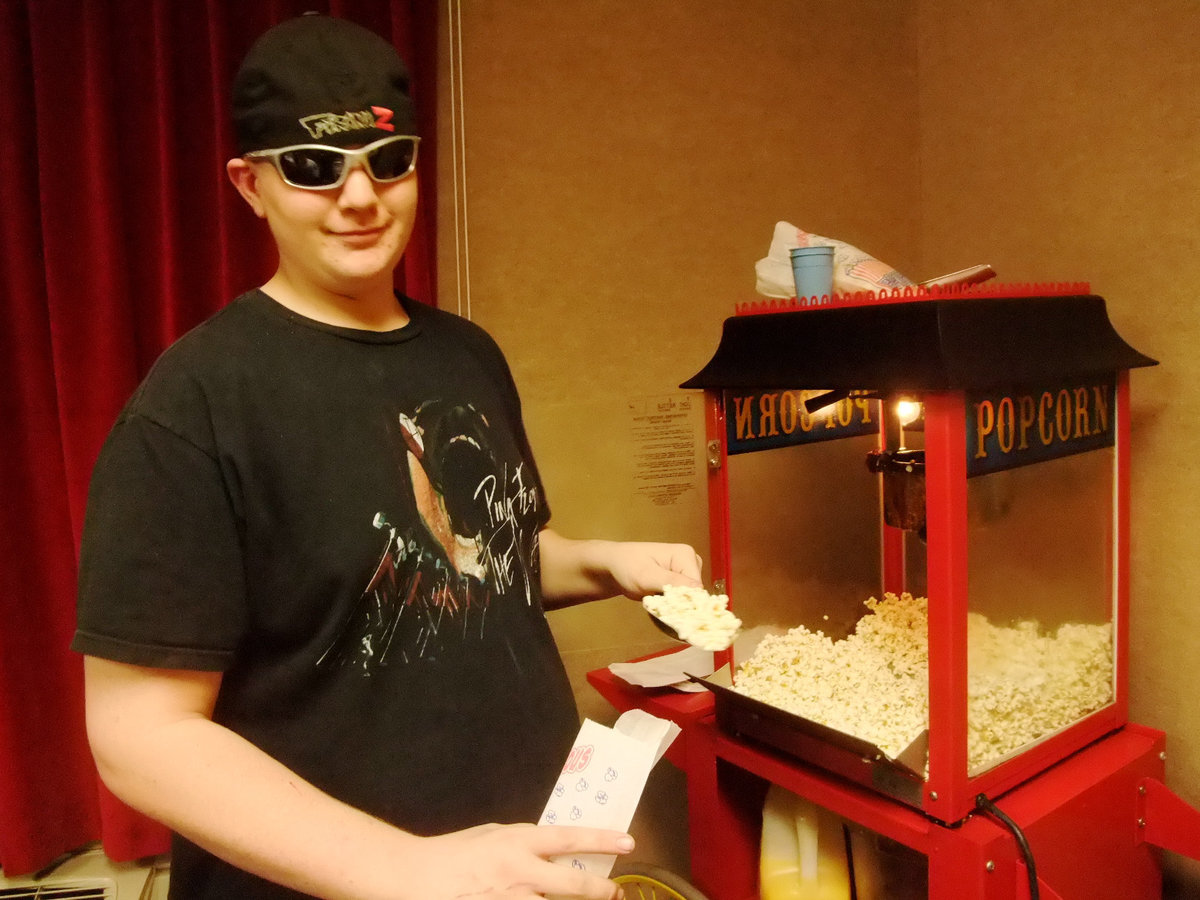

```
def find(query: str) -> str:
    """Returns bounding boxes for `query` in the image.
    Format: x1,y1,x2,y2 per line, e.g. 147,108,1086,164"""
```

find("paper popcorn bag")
538,709,681,878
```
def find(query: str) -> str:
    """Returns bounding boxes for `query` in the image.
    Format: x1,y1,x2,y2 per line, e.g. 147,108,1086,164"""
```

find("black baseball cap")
232,13,417,155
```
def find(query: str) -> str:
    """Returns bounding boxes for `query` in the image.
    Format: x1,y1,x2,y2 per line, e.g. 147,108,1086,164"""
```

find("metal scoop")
647,610,684,642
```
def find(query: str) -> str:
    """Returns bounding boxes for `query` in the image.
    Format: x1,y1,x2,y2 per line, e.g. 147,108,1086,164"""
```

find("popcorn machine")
589,285,1200,899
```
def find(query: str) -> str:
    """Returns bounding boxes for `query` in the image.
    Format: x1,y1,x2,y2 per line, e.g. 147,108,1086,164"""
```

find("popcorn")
732,592,1113,772
643,585,742,652
964,612,1112,769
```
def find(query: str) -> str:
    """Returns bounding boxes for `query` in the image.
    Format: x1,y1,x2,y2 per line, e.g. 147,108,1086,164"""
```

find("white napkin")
607,646,715,692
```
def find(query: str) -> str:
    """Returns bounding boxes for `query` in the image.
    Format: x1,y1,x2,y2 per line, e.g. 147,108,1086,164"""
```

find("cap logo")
371,106,395,132
298,106,396,139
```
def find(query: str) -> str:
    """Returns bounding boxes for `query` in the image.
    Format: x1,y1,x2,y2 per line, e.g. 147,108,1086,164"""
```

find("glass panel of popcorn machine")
720,385,929,761
723,390,938,773
965,446,1117,774
727,431,884,644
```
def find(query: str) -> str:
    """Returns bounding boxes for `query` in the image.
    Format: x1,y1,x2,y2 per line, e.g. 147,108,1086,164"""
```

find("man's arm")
83,657,632,900
537,528,703,609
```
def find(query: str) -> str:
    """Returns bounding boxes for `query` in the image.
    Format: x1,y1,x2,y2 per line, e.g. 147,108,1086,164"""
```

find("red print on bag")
372,106,396,132
562,744,594,775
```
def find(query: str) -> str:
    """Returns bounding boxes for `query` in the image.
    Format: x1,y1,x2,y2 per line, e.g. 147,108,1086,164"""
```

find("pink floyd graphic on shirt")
317,400,543,671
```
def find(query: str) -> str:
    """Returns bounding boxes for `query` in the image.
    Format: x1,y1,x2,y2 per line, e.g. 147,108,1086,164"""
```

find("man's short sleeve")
73,414,248,670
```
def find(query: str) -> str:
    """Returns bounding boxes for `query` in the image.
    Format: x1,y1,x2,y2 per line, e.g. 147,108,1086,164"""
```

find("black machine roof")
680,293,1157,393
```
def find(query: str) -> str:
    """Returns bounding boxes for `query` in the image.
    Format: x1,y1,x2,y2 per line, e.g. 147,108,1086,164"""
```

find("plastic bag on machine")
754,221,915,299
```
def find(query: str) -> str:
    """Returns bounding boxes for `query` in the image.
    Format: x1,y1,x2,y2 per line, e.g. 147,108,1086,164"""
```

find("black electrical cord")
975,793,1039,900
843,823,858,900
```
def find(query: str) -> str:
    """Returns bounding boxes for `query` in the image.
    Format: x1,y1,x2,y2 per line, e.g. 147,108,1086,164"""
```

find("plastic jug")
759,785,851,900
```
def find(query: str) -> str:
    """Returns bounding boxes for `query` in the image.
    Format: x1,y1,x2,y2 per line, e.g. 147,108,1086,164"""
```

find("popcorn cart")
589,285,1200,899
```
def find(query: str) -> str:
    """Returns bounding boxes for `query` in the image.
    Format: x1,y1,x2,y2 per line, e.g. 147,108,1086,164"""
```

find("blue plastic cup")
790,246,834,304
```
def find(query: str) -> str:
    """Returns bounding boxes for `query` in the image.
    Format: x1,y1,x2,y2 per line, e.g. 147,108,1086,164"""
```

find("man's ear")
226,158,267,218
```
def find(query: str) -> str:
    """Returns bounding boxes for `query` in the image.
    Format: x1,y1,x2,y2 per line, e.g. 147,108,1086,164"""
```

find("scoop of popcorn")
643,585,742,652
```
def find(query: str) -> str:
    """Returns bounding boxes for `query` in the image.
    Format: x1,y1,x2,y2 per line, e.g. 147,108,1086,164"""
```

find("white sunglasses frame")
244,135,420,191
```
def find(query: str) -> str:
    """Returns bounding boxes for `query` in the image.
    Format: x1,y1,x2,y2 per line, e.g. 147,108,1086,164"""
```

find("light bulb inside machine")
895,399,922,427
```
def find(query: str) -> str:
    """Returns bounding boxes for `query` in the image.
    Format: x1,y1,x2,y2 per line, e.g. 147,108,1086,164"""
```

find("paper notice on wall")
628,394,699,507
538,710,681,879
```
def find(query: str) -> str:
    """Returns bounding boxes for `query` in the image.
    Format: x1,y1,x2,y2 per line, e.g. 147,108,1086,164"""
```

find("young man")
73,14,701,900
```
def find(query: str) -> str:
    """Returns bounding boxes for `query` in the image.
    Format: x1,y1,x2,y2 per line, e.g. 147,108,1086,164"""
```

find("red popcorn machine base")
591,286,1200,899
589,667,1200,900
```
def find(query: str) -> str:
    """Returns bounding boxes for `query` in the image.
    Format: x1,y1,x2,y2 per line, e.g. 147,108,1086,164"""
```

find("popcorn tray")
689,671,928,808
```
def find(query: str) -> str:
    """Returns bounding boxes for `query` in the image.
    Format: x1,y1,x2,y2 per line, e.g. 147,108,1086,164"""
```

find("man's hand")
412,823,633,899
538,530,703,607
601,541,703,600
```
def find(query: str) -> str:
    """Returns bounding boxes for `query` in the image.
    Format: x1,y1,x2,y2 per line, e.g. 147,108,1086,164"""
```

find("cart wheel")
613,863,712,900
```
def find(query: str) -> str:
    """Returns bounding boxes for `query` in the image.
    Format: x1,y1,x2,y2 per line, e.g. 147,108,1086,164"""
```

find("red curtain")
0,0,436,876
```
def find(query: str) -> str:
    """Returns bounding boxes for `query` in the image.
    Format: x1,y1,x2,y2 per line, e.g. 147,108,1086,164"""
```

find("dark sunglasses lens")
367,139,417,180
278,149,344,187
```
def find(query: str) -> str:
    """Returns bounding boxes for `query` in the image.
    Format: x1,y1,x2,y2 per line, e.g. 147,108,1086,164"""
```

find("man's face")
230,150,419,298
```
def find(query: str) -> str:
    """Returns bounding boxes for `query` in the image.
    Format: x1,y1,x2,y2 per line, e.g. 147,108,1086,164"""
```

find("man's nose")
337,164,380,207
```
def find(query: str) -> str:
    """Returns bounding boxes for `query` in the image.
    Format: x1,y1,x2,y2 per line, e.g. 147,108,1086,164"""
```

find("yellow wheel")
613,863,712,900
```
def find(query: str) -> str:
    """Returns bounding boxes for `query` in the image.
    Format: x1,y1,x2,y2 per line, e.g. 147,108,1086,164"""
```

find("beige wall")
436,0,919,678
437,0,1200,891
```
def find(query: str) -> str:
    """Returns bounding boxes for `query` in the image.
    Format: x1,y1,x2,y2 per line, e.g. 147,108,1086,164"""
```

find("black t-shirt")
73,291,579,899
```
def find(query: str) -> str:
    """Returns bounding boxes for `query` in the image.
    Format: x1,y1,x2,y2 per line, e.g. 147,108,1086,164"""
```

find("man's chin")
328,249,405,285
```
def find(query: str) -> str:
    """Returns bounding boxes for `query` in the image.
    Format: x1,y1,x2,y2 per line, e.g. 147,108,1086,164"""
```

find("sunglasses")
245,135,420,190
